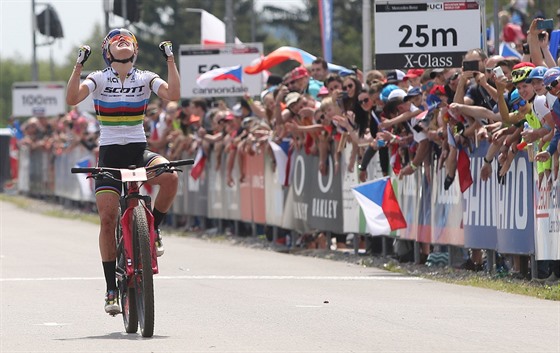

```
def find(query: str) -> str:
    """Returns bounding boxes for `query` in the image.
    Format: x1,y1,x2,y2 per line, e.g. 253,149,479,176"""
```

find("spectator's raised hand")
535,150,551,162
520,128,539,143
332,115,351,131
480,161,492,181
494,76,508,91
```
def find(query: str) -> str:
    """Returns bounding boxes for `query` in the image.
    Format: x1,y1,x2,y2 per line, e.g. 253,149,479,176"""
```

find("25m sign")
374,1,482,70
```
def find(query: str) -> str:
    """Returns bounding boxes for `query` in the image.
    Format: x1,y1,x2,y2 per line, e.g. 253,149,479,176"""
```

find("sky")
0,0,304,62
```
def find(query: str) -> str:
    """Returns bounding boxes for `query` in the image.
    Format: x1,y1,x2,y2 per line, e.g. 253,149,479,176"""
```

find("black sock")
153,208,166,229
102,261,117,291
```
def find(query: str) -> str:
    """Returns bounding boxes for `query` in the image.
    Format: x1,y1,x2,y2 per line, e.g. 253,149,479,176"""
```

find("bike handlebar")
71,159,194,175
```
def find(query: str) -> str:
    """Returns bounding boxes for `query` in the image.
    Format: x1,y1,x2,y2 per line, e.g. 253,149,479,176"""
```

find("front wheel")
133,205,155,338
117,221,138,333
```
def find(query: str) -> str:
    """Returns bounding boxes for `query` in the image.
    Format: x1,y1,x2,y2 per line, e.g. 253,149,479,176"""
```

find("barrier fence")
14,140,560,265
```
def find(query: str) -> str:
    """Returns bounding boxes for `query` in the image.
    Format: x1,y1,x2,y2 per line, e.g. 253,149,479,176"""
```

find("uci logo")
428,3,443,10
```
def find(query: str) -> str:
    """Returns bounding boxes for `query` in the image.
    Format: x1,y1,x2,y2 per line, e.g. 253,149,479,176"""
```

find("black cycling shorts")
95,143,164,196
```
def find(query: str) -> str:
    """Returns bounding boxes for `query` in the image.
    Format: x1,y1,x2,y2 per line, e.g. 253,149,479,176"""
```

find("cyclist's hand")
159,41,174,60
76,45,91,65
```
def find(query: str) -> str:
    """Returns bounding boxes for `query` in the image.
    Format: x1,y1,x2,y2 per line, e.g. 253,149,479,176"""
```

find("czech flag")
351,177,407,236
190,148,207,181
196,65,243,88
268,139,290,186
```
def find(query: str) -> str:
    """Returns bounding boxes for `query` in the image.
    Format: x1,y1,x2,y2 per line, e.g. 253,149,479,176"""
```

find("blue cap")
404,87,422,101
525,66,548,83
380,84,399,103
543,67,560,86
509,89,521,105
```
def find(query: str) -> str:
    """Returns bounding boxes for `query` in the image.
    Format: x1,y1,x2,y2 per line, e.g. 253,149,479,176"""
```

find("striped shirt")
84,67,164,146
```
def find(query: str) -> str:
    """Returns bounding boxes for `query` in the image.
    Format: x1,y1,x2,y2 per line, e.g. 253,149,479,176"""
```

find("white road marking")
1,275,421,282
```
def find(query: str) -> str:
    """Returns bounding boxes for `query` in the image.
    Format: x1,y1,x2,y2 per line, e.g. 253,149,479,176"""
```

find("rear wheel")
133,205,155,338
117,221,138,333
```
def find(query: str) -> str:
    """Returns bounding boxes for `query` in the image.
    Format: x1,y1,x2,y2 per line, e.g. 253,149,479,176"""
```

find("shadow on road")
55,332,169,341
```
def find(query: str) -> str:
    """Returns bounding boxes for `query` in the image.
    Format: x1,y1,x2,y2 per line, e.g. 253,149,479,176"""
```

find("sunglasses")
147,109,158,116
358,98,370,105
512,99,527,111
343,84,354,90
109,34,134,45
545,79,559,91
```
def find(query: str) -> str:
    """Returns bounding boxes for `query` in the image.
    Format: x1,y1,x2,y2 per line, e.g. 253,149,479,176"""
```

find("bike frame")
120,180,159,278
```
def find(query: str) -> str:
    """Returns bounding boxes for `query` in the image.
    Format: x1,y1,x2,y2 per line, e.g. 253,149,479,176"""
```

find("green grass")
425,274,560,301
1,194,99,225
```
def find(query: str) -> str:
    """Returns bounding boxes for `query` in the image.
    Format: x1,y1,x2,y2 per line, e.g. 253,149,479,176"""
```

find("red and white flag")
201,10,242,45
190,148,207,181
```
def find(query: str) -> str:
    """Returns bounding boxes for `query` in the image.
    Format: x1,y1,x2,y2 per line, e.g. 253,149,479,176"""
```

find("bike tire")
133,205,155,338
117,220,138,333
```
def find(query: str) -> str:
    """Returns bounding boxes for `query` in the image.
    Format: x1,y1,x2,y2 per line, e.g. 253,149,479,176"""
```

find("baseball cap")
430,85,446,95
380,84,399,103
387,88,407,101
285,92,301,107
509,89,521,105
386,69,406,84
429,68,446,79
404,69,424,80
525,66,548,83
290,66,309,81
317,85,329,97
404,87,422,101
512,62,536,70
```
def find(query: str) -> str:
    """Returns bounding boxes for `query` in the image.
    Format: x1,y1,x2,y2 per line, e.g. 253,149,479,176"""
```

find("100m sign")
398,25,458,48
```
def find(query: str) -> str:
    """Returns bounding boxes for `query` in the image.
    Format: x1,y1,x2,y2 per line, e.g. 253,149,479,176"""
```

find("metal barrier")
16,141,560,262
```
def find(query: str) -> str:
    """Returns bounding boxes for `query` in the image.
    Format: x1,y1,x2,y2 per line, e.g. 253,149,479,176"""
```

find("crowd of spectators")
10,8,560,281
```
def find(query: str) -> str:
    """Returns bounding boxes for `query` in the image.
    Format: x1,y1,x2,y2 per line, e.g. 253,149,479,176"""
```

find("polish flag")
201,10,242,45
190,148,207,181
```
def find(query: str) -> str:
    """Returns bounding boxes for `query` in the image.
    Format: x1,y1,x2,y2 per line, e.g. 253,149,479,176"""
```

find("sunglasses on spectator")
545,79,559,91
147,109,158,116
343,84,354,90
512,99,526,111
358,98,370,105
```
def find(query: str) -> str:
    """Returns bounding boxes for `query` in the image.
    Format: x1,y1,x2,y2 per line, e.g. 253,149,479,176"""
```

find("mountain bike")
72,159,193,337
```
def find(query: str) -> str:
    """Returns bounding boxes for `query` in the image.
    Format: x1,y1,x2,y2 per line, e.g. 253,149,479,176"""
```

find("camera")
341,91,349,99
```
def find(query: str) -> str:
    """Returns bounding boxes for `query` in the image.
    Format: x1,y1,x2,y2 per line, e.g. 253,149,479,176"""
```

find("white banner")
534,176,560,260
12,82,67,117
374,0,483,69
179,43,263,98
